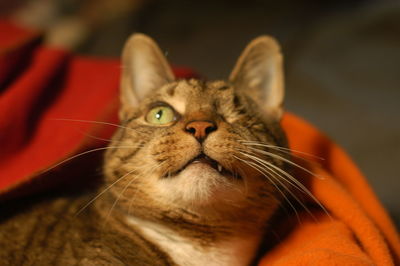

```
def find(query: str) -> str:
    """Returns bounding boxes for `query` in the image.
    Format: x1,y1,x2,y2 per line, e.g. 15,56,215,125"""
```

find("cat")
0,33,290,265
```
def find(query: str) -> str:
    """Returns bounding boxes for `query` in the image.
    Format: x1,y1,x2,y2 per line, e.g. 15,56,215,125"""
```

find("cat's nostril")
185,120,217,142
186,127,196,135
205,125,217,135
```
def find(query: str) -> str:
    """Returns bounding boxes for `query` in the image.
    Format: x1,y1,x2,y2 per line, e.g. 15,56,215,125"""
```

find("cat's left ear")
229,36,284,120
120,33,174,117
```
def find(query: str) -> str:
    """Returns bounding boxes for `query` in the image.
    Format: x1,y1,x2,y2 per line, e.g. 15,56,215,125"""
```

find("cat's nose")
185,120,217,142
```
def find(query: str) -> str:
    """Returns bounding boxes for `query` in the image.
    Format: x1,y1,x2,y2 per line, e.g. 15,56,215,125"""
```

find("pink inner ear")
121,34,175,107
229,37,284,118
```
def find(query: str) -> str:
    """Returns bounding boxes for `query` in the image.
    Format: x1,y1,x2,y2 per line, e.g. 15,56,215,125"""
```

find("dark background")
3,0,399,226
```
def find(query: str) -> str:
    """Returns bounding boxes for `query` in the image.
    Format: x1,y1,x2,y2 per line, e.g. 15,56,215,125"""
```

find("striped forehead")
160,80,230,114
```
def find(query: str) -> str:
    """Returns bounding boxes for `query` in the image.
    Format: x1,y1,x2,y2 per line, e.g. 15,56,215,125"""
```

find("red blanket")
1,21,399,265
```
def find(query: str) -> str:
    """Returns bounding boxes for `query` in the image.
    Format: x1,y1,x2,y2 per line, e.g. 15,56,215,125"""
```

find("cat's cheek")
203,132,239,163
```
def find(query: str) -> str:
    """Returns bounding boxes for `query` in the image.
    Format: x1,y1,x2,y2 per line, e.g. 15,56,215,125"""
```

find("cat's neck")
125,214,262,266
94,182,268,265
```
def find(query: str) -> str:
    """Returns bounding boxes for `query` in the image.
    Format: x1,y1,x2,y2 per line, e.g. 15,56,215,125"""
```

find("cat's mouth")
172,153,240,179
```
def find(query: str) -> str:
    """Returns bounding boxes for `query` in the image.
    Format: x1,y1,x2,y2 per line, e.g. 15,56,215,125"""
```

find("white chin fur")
157,163,243,206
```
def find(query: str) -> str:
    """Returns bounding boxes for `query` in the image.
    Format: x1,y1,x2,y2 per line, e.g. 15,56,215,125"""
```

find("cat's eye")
146,105,176,125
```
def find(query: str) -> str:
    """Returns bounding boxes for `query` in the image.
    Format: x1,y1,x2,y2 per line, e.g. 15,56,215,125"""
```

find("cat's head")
104,34,287,223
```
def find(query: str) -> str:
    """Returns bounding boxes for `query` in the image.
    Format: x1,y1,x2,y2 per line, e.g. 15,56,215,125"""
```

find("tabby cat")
0,34,290,265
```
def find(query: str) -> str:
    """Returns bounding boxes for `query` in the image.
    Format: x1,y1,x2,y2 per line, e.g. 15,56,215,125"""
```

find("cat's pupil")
155,110,163,120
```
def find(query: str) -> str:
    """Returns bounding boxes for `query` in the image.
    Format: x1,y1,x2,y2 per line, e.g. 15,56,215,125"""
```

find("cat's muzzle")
170,153,240,179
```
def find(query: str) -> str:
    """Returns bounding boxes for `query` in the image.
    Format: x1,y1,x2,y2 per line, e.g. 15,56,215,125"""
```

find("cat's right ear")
120,33,174,117
229,36,284,120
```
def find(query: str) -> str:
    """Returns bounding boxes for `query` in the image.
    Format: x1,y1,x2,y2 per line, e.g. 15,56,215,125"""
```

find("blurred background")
1,0,399,225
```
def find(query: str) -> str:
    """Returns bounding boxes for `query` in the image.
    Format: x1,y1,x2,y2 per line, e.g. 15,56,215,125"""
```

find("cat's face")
104,34,286,224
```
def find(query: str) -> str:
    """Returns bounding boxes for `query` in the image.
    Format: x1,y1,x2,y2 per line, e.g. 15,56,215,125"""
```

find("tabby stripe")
218,85,230,91
20,212,43,263
40,202,70,252
166,83,178,96
51,218,75,264
107,129,127,157
124,114,142,125
120,145,141,161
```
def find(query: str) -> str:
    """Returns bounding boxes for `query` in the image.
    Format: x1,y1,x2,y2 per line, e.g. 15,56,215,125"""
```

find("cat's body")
0,194,176,265
0,189,267,266
0,34,290,265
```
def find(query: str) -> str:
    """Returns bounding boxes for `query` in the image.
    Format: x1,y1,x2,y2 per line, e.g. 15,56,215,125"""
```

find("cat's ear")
120,33,174,112
229,36,284,119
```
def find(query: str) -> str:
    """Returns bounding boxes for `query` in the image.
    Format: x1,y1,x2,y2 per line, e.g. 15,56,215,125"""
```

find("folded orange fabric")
259,113,400,265
0,21,399,265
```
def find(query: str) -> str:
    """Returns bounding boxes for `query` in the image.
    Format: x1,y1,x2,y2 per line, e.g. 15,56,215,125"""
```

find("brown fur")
0,193,176,265
0,34,289,265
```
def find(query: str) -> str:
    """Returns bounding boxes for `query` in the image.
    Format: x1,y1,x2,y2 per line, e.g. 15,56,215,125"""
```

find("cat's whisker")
237,152,316,221
226,161,246,195
239,151,312,196
240,142,320,166
52,118,148,144
237,146,324,180
239,140,311,166
104,162,167,224
239,151,302,191
75,167,139,216
237,151,331,219
127,162,168,215
233,155,302,223
232,162,249,196
51,118,140,133
80,132,115,143
245,160,304,223
247,153,328,216
40,145,141,175
239,140,313,154
238,140,325,161
237,148,316,188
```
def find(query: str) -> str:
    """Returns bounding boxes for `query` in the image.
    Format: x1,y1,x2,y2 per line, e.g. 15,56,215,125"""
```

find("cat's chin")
158,162,245,207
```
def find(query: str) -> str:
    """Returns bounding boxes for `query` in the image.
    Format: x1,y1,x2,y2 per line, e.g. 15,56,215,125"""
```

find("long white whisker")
239,140,324,160
242,143,324,169
240,141,322,165
238,147,323,179
75,167,138,216
80,132,114,143
233,155,301,222
242,152,305,193
231,163,248,196
239,151,330,219
239,152,317,220
39,145,140,175
104,162,166,223
249,160,306,222
51,118,139,133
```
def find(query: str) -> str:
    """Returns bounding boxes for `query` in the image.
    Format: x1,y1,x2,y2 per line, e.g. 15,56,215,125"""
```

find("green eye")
146,105,176,125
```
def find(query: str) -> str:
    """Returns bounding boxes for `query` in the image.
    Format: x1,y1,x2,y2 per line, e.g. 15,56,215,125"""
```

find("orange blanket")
1,21,399,265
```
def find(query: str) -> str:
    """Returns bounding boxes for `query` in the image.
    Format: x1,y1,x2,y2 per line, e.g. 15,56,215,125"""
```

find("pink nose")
185,121,217,142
